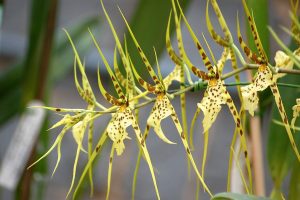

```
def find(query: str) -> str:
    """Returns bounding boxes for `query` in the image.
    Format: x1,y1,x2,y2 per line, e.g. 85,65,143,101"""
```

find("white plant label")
0,100,45,190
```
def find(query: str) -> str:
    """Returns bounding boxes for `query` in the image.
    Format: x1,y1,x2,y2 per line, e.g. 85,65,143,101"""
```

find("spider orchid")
237,0,300,162
65,30,110,196
94,45,160,200
27,28,111,197
292,98,300,132
170,0,253,192
82,2,162,199
129,16,184,197
27,110,85,175
97,62,161,200
118,5,212,197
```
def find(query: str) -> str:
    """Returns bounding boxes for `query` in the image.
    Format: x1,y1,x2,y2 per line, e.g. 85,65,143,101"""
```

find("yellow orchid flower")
28,109,98,199
93,2,161,199
238,0,300,163
120,4,213,197
28,111,85,174
97,66,160,199
170,0,253,192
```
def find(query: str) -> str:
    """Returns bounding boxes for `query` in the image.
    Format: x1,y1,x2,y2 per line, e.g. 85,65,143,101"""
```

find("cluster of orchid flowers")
28,0,300,199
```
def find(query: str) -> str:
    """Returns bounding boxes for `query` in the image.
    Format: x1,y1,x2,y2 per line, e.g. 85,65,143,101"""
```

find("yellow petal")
241,66,273,115
197,79,227,132
147,95,176,144
241,85,259,116
48,114,72,130
72,116,89,153
107,107,133,155
273,50,294,81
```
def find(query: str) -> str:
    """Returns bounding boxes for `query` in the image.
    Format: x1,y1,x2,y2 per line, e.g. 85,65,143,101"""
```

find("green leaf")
0,89,22,124
288,161,300,200
0,62,22,96
211,192,271,200
21,0,53,105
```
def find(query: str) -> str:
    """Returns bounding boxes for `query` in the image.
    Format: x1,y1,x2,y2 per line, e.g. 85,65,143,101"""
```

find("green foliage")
212,192,271,200
288,161,300,200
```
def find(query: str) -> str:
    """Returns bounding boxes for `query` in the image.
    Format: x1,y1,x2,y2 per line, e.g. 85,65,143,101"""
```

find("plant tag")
0,100,45,190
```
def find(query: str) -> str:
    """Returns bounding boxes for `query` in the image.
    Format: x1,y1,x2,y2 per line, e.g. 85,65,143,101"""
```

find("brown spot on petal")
181,132,185,139
141,139,145,146
239,129,243,136
238,37,242,43
147,85,155,92
191,66,197,75
284,116,288,124
139,79,145,85
244,47,250,56
96,145,101,152
196,42,202,50
186,148,190,154
204,61,211,67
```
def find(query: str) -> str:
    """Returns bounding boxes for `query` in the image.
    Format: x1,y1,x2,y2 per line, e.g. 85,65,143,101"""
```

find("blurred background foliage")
0,0,299,199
